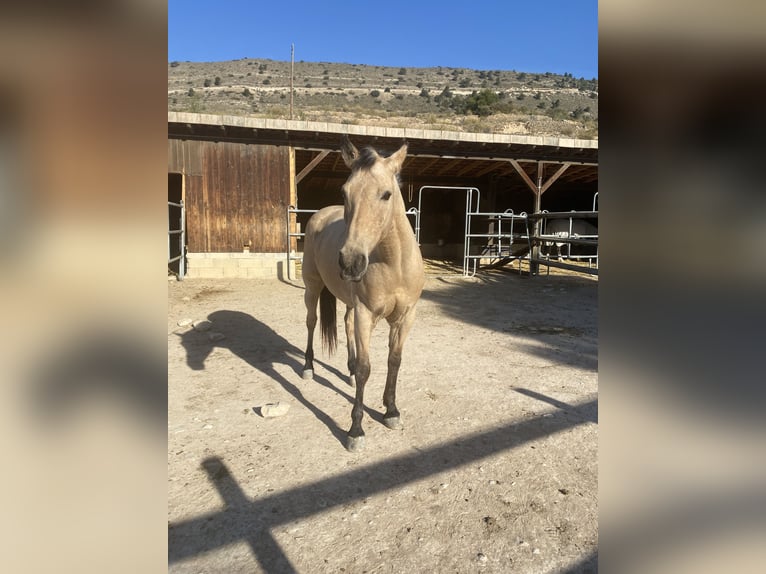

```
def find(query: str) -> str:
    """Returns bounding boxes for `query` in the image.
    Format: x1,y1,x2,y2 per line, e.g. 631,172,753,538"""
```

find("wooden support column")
532,162,544,274
288,146,297,252
509,159,542,274
487,174,498,248
507,159,572,275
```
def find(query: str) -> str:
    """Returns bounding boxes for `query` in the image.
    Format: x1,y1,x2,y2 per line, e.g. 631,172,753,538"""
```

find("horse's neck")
377,204,417,264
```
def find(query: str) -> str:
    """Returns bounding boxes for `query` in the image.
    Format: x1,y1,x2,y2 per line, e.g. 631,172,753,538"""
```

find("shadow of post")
169,397,598,568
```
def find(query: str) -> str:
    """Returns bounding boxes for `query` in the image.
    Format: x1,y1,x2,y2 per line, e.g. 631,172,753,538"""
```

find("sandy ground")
168,265,598,573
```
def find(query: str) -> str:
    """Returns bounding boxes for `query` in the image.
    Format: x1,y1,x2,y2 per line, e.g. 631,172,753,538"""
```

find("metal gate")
285,205,318,281
168,199,185,279
528,211,598,276
286,204,420,281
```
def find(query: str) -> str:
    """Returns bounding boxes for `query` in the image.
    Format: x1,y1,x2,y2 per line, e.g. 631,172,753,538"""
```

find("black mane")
350,145,403,186
351,146,382,172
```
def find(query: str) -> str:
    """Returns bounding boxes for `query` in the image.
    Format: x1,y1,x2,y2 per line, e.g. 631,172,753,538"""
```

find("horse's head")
337,136,407,282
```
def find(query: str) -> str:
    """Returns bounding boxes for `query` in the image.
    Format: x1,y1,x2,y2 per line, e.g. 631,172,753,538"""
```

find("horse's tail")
319,286,337,355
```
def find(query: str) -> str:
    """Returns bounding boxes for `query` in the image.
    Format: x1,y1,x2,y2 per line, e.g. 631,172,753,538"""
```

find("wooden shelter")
168,112,597,278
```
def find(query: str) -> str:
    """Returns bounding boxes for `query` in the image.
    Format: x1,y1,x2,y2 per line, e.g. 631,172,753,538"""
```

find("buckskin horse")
301,136,424,451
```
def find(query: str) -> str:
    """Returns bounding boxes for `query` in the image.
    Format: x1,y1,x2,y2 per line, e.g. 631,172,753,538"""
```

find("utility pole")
290,43,294,120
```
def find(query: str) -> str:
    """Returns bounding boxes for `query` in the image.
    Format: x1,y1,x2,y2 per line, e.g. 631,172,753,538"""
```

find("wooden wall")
168,139,291,253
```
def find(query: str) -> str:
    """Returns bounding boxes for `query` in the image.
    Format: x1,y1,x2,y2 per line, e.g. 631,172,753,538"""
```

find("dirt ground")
168,264,598,573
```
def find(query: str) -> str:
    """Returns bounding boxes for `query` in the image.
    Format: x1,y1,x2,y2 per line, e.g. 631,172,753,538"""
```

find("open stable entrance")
168,172,185,279
288,184,597,279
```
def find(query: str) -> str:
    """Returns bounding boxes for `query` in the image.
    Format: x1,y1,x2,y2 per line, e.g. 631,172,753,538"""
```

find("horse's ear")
386,142,408,174
340,135,359,168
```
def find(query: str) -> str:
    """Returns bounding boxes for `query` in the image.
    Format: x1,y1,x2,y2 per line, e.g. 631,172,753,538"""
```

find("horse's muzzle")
339,250,368,282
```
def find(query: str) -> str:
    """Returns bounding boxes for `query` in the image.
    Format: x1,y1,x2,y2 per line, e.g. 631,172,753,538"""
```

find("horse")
300,136,425,452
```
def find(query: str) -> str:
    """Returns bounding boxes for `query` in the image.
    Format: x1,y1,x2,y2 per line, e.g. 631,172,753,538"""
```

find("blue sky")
168,1,597,79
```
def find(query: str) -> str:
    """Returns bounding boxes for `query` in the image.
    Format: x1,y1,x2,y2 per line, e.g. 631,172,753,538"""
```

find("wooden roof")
168,112,598,186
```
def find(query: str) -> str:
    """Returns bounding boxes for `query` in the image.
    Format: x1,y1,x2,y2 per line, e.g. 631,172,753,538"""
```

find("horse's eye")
381,191,392,201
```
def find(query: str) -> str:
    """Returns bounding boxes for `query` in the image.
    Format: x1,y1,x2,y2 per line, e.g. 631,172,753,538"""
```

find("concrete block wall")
185,253,296,279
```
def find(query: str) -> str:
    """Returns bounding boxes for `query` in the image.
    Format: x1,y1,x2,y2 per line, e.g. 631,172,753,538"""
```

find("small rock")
477,553,488,563
558,488,570,495
192,320,212,332
260,402,290,418
489,480,498,485
202,424,213,429
208,331,226,342
532,548,540,555
177,318,193,327
181,296,191,302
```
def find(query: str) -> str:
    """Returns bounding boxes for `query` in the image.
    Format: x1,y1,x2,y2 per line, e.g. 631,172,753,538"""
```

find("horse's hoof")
348,374,356,387
383,416,403,430
302,369,314,380
346,434,365,452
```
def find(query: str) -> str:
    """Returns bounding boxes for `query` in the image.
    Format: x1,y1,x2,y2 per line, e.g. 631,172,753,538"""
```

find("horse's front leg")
382,307,417,430
347,305,373,452
344,306,356,387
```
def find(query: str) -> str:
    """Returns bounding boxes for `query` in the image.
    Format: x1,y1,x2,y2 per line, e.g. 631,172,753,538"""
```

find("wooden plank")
184,175,204,252
296,150,330,184
175,139,304,253
474,160,505,177
508,159,539,193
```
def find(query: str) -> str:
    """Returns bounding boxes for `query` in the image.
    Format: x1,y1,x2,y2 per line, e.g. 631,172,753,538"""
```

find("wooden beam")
456,160,480,177
296,150,330,184
508,159,538,193
436,158,461,176
540,162,571,194
474,160,505,177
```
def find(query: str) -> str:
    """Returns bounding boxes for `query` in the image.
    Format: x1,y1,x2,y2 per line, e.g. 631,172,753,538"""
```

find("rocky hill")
168,58,598,139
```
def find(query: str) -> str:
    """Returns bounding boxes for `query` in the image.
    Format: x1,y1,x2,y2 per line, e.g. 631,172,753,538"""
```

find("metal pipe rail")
527,211,598,220
168,200,185,280
464,209,531,277
286,206,318,281
285,205,419,282
535,236,598,248
528,210,599,275
416,185,479,246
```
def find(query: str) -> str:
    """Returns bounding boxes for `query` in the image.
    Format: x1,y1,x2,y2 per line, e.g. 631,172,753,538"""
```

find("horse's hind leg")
382,307,417,430
302,284,320,379
344,306,356,387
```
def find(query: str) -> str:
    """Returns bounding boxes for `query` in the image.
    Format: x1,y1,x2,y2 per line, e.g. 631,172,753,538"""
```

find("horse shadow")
177,310,384,446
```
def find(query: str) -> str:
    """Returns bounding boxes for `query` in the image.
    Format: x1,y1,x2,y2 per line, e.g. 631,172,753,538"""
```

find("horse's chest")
354,283,399,318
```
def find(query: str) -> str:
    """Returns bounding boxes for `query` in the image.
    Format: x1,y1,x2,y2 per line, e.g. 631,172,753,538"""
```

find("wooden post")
487,174,497,252
530,162,544,274
288,146,296,252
